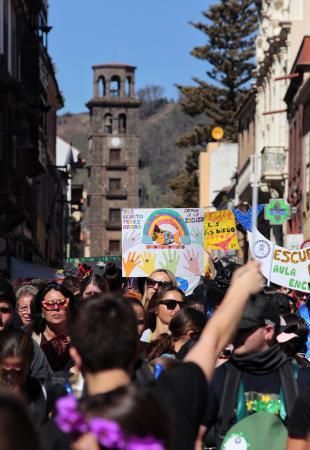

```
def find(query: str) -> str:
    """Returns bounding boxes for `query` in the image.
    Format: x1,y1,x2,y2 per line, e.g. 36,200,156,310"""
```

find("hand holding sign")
122,252,141,277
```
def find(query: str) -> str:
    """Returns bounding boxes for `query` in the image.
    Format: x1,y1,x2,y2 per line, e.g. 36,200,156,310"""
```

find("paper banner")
122,208,204,277
204,210,240,251
249,229,310,293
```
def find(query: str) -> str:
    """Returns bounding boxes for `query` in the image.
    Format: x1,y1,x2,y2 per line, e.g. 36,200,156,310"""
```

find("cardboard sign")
122,208,204,277
204,210,239,251
249,229,310,293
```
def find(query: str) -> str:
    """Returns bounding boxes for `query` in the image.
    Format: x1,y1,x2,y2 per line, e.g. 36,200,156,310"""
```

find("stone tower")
85,64,140,256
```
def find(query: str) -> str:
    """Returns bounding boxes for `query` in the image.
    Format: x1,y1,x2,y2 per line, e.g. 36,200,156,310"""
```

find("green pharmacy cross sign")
264,199,291,225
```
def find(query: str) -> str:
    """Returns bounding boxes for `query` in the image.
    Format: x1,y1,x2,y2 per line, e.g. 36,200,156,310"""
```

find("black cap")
238,293,280,330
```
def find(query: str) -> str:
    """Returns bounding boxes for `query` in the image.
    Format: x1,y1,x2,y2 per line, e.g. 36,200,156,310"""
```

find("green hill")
57,102,204,207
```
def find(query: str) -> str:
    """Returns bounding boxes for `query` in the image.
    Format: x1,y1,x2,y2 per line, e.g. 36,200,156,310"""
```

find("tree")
136,85,168,119
177,0,261,145
170,0,261,206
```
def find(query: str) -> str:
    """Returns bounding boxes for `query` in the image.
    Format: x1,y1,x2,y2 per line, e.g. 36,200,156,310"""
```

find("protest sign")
204,210,239,251
122,208,204,277
248,229,309,293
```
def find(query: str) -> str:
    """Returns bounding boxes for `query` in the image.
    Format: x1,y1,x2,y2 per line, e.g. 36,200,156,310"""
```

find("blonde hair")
141,269,178,309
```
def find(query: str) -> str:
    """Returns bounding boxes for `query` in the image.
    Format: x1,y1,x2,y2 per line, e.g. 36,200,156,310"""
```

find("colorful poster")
122,208,204,277
204,210,240,251
249,229,310,293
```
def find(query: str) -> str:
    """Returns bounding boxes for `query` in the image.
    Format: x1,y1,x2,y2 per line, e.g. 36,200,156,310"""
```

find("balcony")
105,221,122,231
261,146,286,182
106,160,127,171
106,189,127,200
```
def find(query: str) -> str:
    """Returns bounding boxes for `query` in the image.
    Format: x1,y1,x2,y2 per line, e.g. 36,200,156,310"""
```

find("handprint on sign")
139,251,156,275
184,249,202,275
123,231,141,253
159,249,180,273
122,252,141,277
190,226,204,247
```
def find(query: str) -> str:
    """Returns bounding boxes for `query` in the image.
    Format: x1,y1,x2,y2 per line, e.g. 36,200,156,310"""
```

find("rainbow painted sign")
122,208,204,277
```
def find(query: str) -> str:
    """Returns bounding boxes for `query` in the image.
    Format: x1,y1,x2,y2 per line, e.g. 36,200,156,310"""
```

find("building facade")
235,0,309,251
85,64,140,256
0,0,64,274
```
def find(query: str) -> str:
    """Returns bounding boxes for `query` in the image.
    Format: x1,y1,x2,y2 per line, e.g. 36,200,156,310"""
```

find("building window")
98,76,106,96
109,178,121,192
104,113,113,134
109,148,121,163
125,76,131,96
118,114,127,134
109,240,120,253
109,208,121,223
110,76,120,97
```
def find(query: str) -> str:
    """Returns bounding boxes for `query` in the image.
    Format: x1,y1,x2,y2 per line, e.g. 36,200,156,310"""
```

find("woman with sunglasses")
30,282,76,373
146,306,206,361
141,285,186,343
141,269,177,310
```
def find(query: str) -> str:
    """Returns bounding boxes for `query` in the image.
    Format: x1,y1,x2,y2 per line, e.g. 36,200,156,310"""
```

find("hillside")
57,103,204,207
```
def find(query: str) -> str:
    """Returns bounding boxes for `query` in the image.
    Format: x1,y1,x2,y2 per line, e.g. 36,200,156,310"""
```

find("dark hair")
62,276,81,295
69,296,138,374
78,385,171,448
104,263,122,293
80,274,109,297
0,279,16,309
147,306,206,361
31,282,76,334
281,313,309,356
0,390,42,450
271,293,292,315
0,329,33,363
125,297,145,311
145,286,186,331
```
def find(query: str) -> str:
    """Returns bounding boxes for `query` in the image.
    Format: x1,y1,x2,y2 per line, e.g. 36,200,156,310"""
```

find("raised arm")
185,260,264,381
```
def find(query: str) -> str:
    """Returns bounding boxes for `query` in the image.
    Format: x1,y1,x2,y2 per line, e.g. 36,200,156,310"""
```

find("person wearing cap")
201,293,310,448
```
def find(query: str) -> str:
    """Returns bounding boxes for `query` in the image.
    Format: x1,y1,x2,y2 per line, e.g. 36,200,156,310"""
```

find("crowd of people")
0,259,309,450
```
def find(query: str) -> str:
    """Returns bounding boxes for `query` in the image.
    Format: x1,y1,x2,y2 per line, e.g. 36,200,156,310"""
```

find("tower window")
109,208,121,223
110,149,121,163
104,113,113,134
125,77,132,96
109,178,121,192
109,240,120,253
97,76,106,96
110,76,120,97
118,114,127,134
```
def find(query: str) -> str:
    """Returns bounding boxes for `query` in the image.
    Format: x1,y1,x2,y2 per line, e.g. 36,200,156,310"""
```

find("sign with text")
249,229,309,293
204,210,240,251
122,208,204,277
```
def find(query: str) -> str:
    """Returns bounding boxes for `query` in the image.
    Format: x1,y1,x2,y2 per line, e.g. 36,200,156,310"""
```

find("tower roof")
92,63,136,70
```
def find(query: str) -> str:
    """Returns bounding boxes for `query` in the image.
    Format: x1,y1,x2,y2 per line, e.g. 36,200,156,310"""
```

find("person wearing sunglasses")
141,269,177,310
0,328,51,428
141,285,186,343
31,282,76,372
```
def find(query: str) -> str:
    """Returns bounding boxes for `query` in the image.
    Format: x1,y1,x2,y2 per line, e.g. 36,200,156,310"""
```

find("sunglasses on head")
42,298,69,311
146,278,172,289
159,300,184,310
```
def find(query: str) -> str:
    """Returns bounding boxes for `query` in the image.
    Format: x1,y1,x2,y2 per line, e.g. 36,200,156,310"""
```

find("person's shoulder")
156,362,208,393
297,366,310,389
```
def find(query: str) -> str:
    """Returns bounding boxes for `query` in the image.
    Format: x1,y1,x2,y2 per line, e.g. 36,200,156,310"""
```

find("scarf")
231,344,288,375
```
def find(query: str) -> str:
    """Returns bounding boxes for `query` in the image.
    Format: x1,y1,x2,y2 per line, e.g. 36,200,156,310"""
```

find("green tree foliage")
178,0,261,144
171,0,261,206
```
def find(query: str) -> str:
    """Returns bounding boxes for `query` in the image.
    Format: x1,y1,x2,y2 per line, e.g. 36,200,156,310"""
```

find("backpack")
218,361,299,450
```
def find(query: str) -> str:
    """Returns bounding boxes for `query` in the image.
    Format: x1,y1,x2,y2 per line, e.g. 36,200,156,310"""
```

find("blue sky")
49,0,211,113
